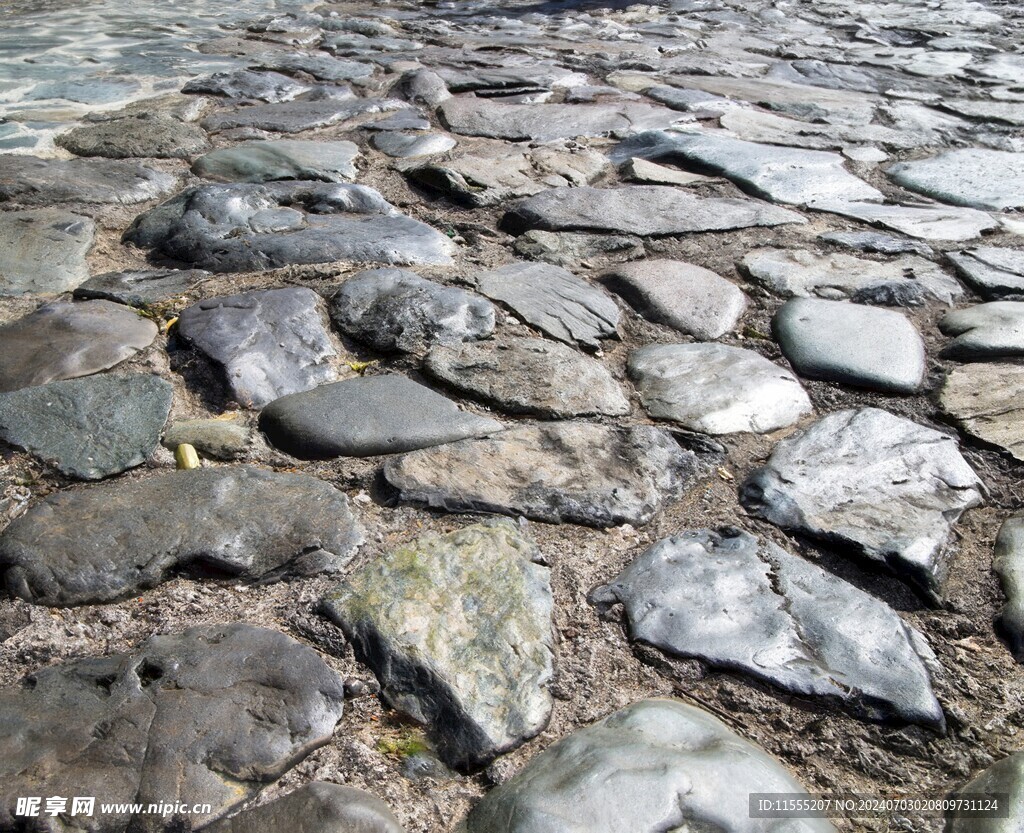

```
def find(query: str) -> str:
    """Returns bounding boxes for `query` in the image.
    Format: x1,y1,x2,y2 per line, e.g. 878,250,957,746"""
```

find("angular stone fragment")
55,115,210,159
940,363,1024,461
183,69,310,102
373,132,456,158
742,408,984,603
74,268,210,307
384,422,696,528
330,268,494,353
0,155,177,205
193,139,359,183
811,200,999,242
512,230,645,267
940,302,1024,360
887,149,1024,211
593,529,944,727
463,699,836,833
202,98,409,133
476,262,619,349
321,521,553,769
162,417,251,460
0,300,158,393
252,52,374,82
947,248,1024,300
260,375,502,458
947,754,1024,833
0,208,94,296
0,374,172,480
994,518,1024,657
177,287,337,409
0,465,363,606
628,343,811,435
0,624,346,833
819,230,930,256
620,157,712,187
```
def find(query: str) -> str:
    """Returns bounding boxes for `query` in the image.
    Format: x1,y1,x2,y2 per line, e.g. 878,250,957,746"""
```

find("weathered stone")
0,155,177,205
162,417,251,460
202,98,409,133
424,337,629,418
994,518,1024,657
395,69,451,108
628,343,811,435
123,182,455,272
177,287,337,409
260,375,502,458
742,408,984,602
192,139,359,182
252,52,374,82
364,110,431,131
774,298,927,393
0,465,363,606
183,69,310,102
947,754,1024,833
600,259,747,340
947,248,1024,300
811,199,998,241
321,521,553,769
0,374,172,480
373,132,457,158
477,262,619,350
55,115,210,159
512,230,645,267
620,157,712,187
384,422,696,528
330,268,494,353
888,149,1024,211
463,698,836,833
0,208,94,296
436,66,585,94
940,302,1024,360
0,624,346,833
74,268,210,307
941,98,1024,127
941,363,1024,461
0,300,158,393
644,85,731,113
592,529,943,727
819,231,931,256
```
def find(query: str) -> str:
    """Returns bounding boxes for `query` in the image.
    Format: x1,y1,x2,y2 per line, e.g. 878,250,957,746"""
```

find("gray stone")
54,115,210,159
252,52,374,82
940,98,1024,127
600,259,747,340
162,417,251,460
644,85,731,112
0,209,94,296
436,66,585,94
0,624,345,833
619,157,712,187
742,407,984,602
947,248,1024,300
512,230,645,267
0,301,158,393
177,287,337,409
0,155,177,205
592,529,943,728
628,343,811,435
396,69,451,108
321,520,553,769
774,298,927,393
810,199,998,241
330,268,494,354
424,337,630,418
940,363,1024,461
888,149,1024,211
994,518,1024,657
372,132,457,158
742,248,963,305
260,375,502,459
476,262,618,350
183,69,310,102
192,140,359,182
463,698,836,833
383,422,696,528
74,268,210,307
819,231,931,256
948,754,1024,833
0,465,363,606
202,98,409,133
363,110,432,132
503,186,805,237
123,182,455,272
28,78,141,105
0,375,172,480
940,302,1024,360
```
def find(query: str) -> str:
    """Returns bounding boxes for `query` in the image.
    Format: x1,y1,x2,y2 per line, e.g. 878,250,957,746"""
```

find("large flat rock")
202,97,410,133
947,247,1024,300
994,517,1024,657
0,208,94,296
887,149,1024,211
940,302,1024,360
183,69,311,102
55,115,210,159
810,199,998,242
0,155,178,205
192,139,359,183
74,268,210,307
941,363,1024,461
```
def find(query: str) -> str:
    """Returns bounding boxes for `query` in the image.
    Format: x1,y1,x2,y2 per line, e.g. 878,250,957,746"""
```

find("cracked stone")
940,363,1024,461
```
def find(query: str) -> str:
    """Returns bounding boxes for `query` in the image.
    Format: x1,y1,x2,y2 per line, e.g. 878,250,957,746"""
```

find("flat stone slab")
202,98,409,133
0,300,158,393
260,375,502,458
192,139,359,183
0,155,178,205
322,520,553,769
0,465,363,606
592,529,943,728
463,699,836,833
54,115,210,159
628,343,812,435
177,287,337,409
947,248,1024,300
330,268,494,353
183,69,310,102
512,230,645,268
742,248,963,306
503,186,805,237
373,132,457,158
0,208,94,296
941,363,1024,462
477,262,619,350
888,149,1024,211
948,754,1024,833
774,298,927,393
940,302,1024,360
0,374,172,480
742,407,984,603
994,517,1024,657
424,337,630,418
252,52,375,82
811,199,998,242
74,268,210,307
162,417,251,460
383,422,697,528
123,182,455,271
600,259,747,340
819,230,931,256
0,624,345,833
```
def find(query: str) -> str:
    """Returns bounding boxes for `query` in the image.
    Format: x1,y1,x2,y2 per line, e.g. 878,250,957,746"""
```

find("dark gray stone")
202,98,409,133
994,517,1024,657
0,208,94,296
940,363,1024,462
162,417,251,460
940,302,1024,360
512,230,645,267
947,248,1024,300
183,69,310,102
742,407,984,603
54,115,210,159
887,149,1024,211
0,155,177,205
0,465,363,606
260,375,502,459
436,66,585,94
74,268,210,307
177,287,337,409
384,422,697,528
948,754,1024,833
395,69,451,108
192,140,359,182
251,52,374,82
593,528,943,727
819,231,931,256
372,131,457,158
0,374,172,480
0,624,346,833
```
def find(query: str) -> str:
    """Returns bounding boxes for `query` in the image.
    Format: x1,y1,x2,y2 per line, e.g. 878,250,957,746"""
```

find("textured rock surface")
0,465,363,606
0,374,172,479
742,408,984,602
0,155,177,205
192,139,359,183
513,229,645,267
628,343,811,435
994,518,1024,657
202,97,409,133
0,624,346,833
322,521,553,769
384,423,696,527
888,149,1024,211
940,302,1024,360
162,417,251,460
372,131,457,158
55,114,210,159
948,754,1024,833
947,248,1024,300
941,364,1024,461
811,199,999,242
0,208,94,296
183,69,310,102
593,529,943,727
74,268,210,307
